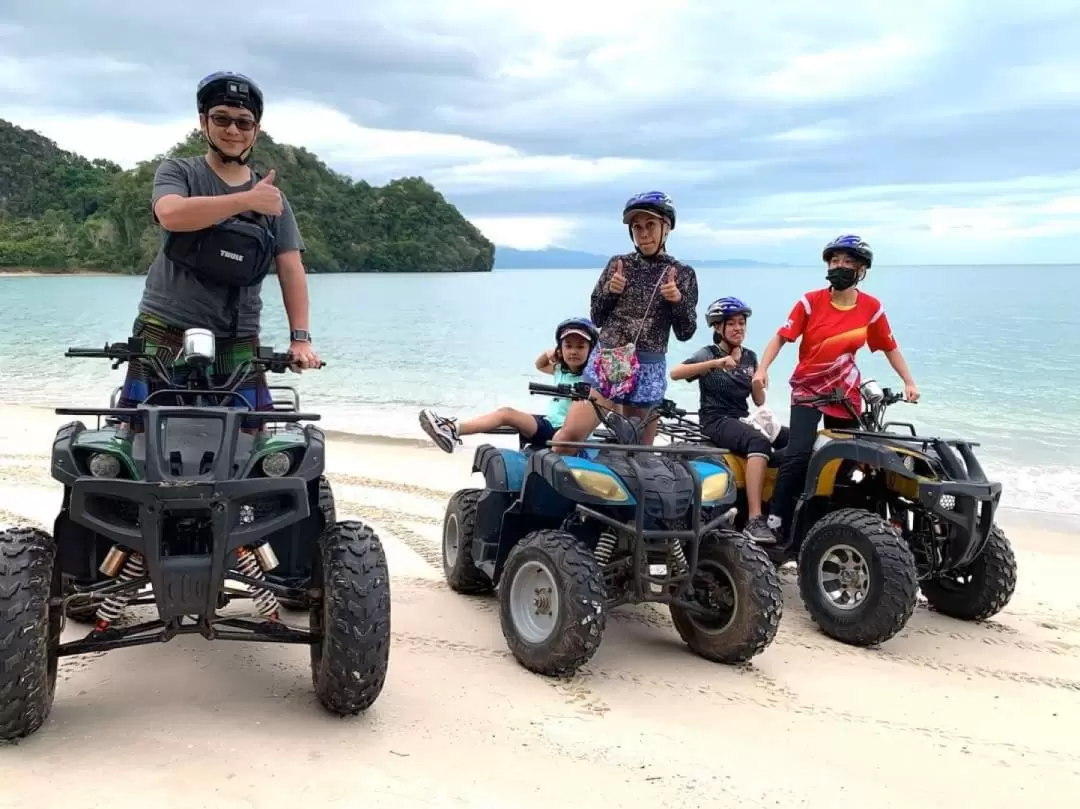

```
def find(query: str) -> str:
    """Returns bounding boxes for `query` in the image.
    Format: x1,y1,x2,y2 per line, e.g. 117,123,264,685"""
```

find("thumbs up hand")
660,265,681,303
607,258,626,294
246,168,283,215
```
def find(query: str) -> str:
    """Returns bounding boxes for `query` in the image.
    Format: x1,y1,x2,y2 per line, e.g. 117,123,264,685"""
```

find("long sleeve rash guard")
589,250,699,355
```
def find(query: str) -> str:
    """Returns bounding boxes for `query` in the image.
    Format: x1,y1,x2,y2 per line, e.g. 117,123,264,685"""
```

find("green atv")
0,329,392,741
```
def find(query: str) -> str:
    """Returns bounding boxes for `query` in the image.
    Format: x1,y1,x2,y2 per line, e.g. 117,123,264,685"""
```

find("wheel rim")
687,561,737,634
817,543,870,610
444,513,460,568
508,560,560,644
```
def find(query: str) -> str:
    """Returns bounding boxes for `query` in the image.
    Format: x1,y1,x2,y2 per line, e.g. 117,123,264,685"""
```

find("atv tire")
310,519,391,716
798,507,918,647
499,529,605,676
670,530,783,663
0,526,63,741
920,525,1017,621
442,488,494,595
280,476,336,611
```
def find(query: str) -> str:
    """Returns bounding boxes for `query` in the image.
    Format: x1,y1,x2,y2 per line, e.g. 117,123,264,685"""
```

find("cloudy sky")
2,0,1079,264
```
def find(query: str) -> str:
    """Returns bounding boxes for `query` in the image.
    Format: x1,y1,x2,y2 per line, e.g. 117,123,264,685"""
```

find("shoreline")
0,267,124,277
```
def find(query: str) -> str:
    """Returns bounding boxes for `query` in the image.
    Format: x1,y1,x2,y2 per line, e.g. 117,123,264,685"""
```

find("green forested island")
0,118,494,274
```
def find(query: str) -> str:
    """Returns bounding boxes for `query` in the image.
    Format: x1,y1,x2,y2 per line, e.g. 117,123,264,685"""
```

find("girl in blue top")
419,318,599,453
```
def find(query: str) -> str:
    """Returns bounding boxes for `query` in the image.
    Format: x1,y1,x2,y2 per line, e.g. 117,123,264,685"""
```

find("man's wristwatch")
290,329,311,343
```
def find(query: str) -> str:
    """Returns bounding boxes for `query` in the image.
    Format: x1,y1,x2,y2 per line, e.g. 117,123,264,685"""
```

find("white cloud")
470,216,577,249
748,35,934,103
262,101,513,165
679,222,819,245
429,156,650,191
0,105,191,167
2,0,1080,260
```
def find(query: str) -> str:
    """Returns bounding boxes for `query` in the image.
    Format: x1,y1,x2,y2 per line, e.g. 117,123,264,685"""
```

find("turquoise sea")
1,265,1077,520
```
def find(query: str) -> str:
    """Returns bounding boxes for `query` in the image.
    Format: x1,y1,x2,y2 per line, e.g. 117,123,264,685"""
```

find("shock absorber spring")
668,538,689,574
594,530,618,564
235,546,280,620
95,551,146,632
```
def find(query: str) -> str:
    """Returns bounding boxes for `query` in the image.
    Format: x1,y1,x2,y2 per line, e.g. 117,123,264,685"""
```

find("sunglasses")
208,112,257,131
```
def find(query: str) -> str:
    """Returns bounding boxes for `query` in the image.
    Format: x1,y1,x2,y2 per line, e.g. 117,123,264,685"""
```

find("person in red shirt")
752,234,920,543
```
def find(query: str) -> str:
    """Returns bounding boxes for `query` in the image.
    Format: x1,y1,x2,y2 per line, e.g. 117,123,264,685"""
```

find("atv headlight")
902,455,915,472
88,452,121,478
700,471,731,503
570,468,629,502
260,451,293,477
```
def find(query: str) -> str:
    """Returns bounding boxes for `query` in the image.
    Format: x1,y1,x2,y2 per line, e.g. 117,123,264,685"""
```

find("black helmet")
197,71,264,122
555,317,599,347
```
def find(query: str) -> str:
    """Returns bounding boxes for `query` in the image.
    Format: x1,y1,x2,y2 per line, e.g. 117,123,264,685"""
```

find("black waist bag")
164,211,276,336
164,213,276,289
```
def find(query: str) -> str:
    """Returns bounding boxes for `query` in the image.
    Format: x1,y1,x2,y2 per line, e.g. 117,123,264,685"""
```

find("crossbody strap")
628,267,667,346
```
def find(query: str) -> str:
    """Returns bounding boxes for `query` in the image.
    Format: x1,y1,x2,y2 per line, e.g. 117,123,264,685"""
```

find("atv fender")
472,444,527,492
522,449,636,511
51,420,91,484
803,440,918,499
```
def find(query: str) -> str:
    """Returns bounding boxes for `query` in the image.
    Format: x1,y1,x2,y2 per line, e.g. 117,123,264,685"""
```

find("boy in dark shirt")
671,297,787,544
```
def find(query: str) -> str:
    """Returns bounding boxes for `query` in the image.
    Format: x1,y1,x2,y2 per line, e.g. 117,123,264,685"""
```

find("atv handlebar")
64,337,146,361
64,338,326,375
794,384,913,433
527,381,688,422
528,381,590,400
63,336,327,408
794,386,910,410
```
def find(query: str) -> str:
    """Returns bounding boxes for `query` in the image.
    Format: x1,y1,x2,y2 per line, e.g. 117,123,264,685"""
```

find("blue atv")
439,381,783,676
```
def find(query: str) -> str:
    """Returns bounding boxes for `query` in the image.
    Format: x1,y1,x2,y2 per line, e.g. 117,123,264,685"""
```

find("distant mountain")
494,246,785,270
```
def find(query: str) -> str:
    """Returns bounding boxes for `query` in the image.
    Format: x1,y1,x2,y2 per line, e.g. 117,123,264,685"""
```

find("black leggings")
703,417,790,459
770,406,859,531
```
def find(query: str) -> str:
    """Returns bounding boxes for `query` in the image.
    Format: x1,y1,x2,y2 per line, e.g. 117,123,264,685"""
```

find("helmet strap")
202,123,255,166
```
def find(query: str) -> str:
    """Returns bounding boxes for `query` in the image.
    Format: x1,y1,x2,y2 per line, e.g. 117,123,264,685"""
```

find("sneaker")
419,408,461,454
743,516,777,545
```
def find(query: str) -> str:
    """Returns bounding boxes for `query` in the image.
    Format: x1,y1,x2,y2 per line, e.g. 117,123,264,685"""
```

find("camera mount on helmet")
196,71,265,166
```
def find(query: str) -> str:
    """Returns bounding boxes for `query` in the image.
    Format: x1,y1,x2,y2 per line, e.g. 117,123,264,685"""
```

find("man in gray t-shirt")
117,71,321,419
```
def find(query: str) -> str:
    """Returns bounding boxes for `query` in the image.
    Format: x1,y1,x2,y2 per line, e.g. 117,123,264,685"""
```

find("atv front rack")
549,438,736,602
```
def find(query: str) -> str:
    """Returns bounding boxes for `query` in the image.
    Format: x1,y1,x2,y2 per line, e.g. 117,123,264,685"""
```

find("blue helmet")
555,317,599,347
622,191,676,229
706,296,752,326
197,71,264,121
822,234,872,268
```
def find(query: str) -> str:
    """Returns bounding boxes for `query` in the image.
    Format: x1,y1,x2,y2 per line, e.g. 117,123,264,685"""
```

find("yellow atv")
659,380,1017,648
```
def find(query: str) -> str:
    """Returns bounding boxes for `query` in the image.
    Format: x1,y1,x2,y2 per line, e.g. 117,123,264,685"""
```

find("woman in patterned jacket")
551,191,699,453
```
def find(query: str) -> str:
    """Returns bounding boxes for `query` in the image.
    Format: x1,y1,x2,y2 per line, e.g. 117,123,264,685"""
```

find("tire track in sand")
391,631,1078,771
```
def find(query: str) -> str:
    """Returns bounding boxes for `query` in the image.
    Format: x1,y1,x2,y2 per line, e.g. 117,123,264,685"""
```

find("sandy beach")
0,403,1077,809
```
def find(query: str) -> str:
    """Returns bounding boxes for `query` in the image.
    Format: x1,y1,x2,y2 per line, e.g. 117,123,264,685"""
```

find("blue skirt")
583,347,668,408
